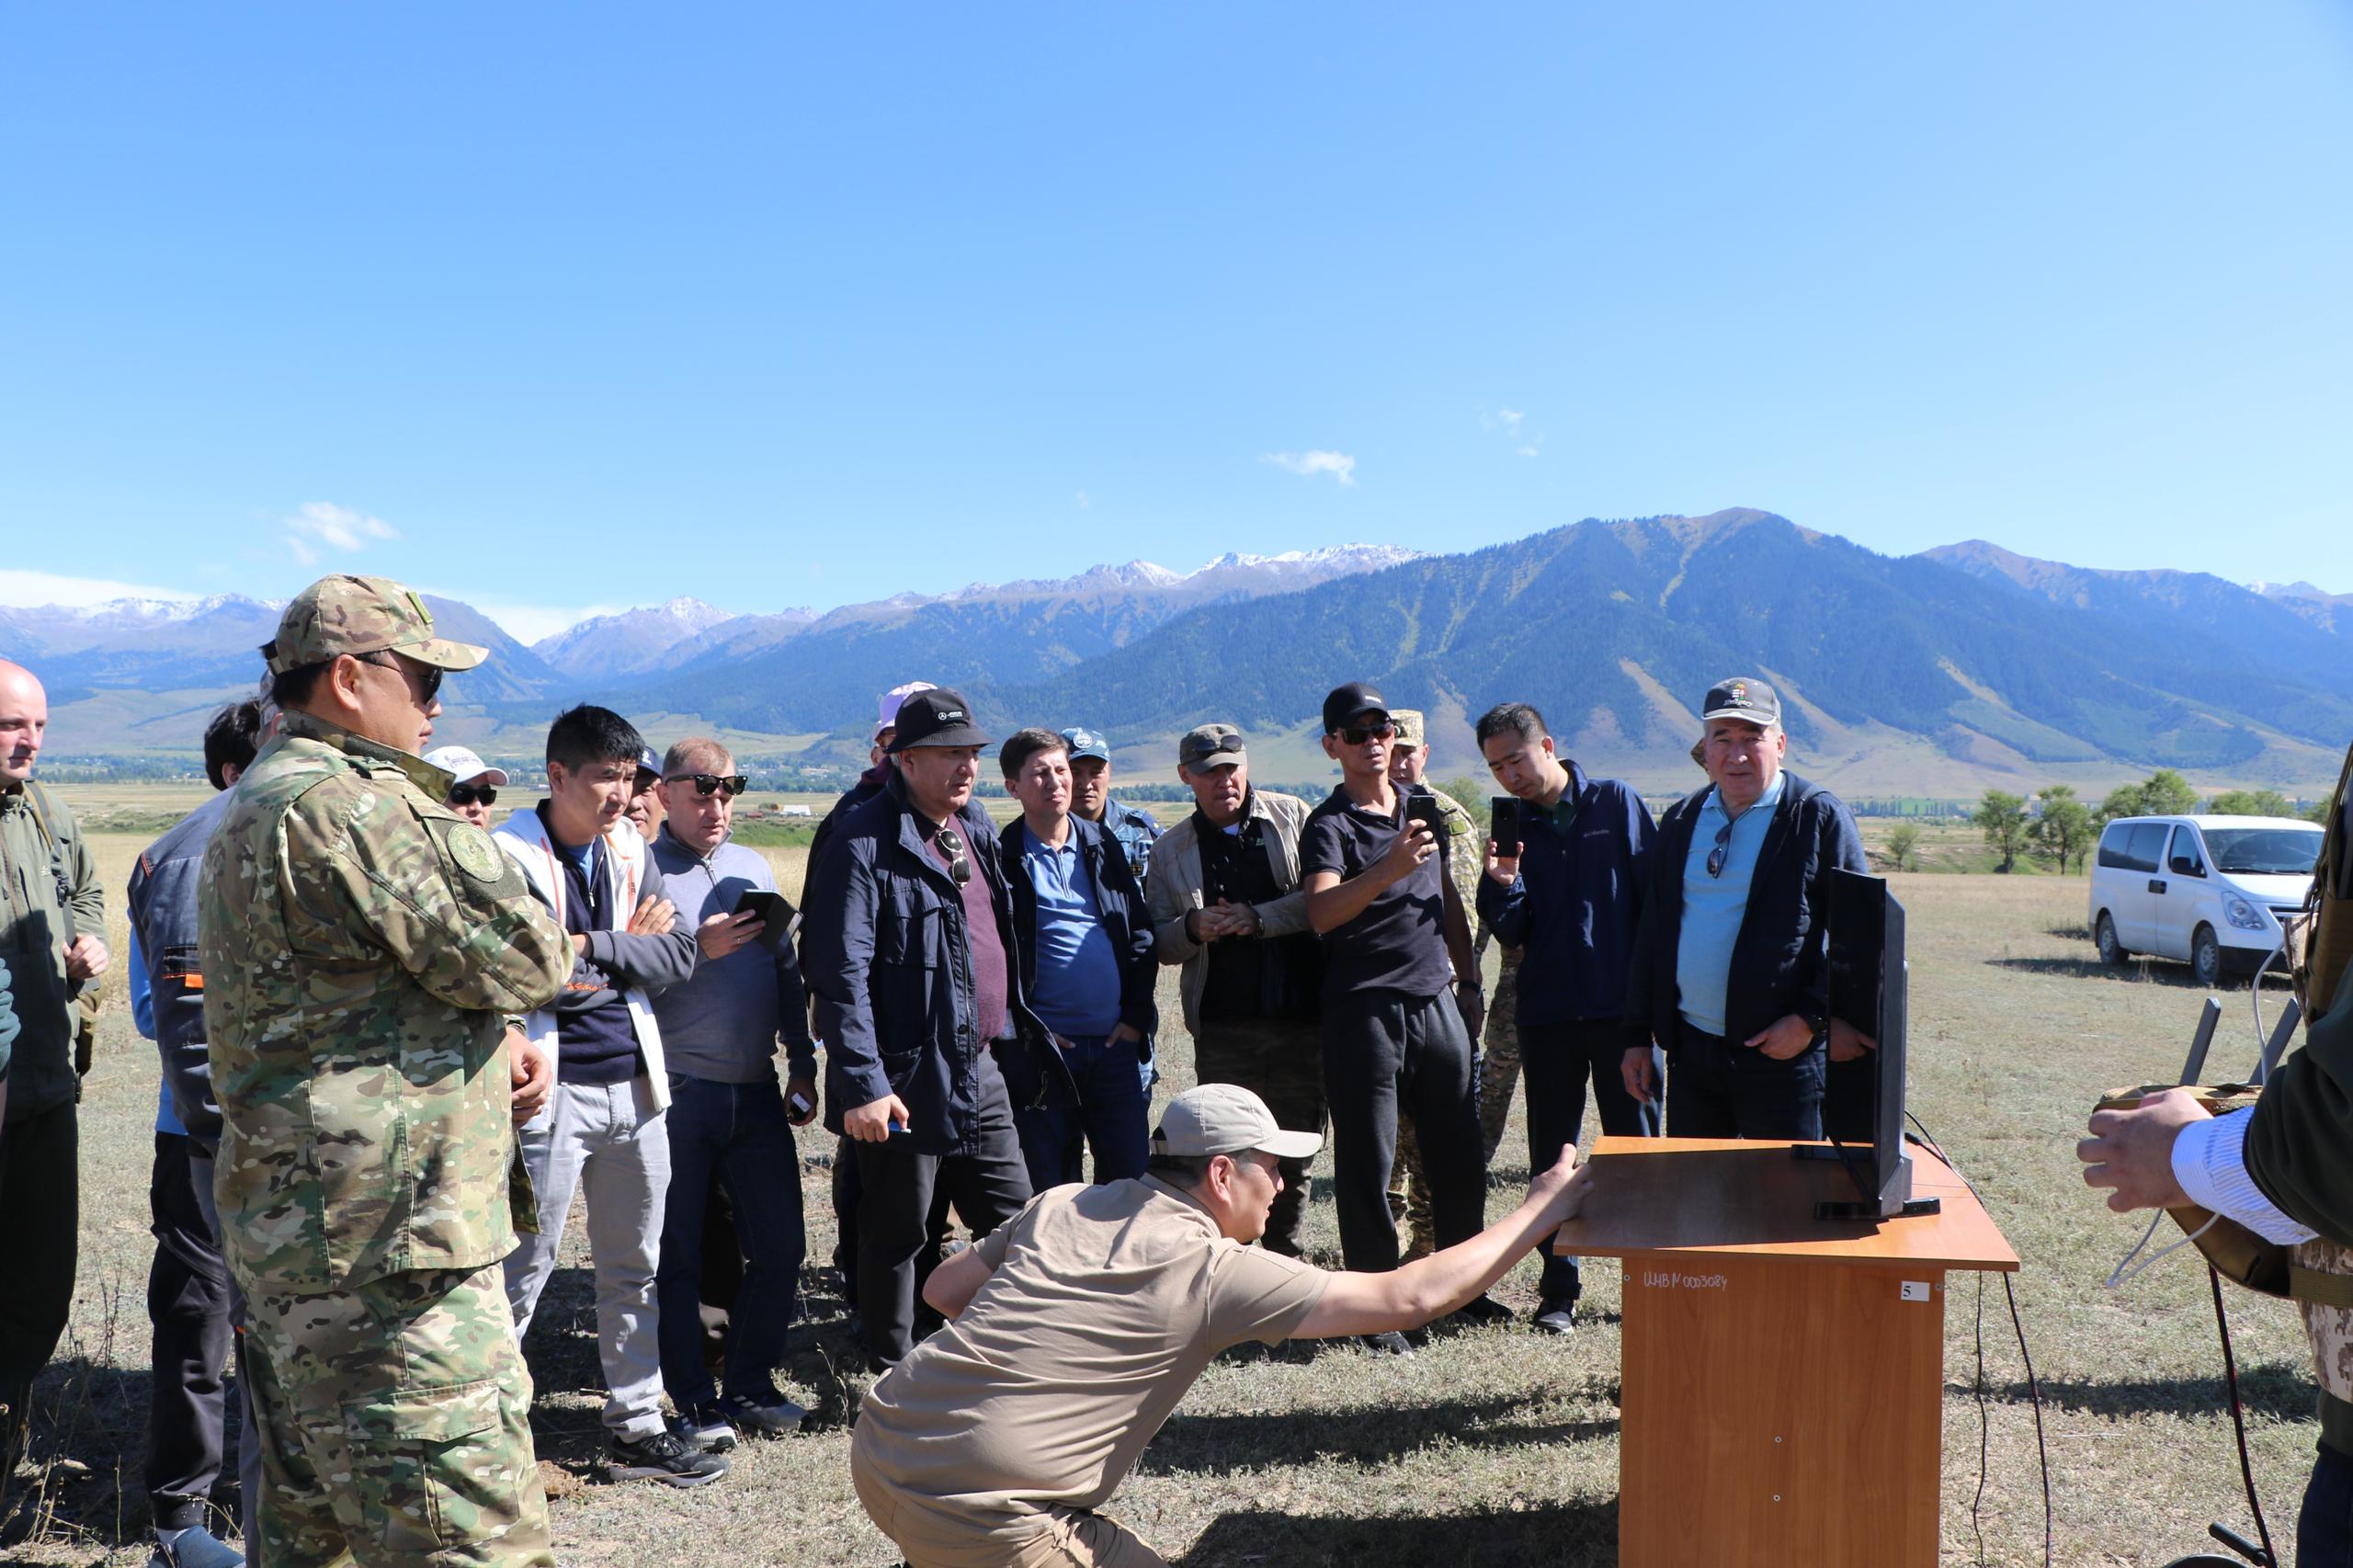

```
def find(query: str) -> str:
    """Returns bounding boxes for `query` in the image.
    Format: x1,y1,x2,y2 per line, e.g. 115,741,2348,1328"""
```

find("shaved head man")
0,660,47,786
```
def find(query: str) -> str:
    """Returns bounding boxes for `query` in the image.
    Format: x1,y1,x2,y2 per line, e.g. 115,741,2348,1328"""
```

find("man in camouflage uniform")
199,576,573,1568
1383,710,1510,1261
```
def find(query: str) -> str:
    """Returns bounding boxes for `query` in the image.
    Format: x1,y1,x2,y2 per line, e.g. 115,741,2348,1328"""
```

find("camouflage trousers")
1192,1016,1327,1258
244,1262,553,1568
1391,953,1522,1260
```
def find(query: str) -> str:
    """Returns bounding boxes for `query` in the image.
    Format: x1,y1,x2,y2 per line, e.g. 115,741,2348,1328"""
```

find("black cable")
2209,1264,2279,1567
1971,1268,1990,1568
2001,1269,2053,1568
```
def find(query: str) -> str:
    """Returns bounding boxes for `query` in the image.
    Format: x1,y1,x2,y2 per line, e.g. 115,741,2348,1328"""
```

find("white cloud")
0,569,200,608
1263,449,1358,486
1074,490,1093,510
283,501,398,565
1483,407,1544,458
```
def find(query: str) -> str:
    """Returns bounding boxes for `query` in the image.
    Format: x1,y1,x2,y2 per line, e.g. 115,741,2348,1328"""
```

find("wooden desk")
1552,1137,2018,1566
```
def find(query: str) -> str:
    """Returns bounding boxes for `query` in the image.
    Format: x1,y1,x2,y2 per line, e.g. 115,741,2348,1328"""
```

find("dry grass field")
3,817,2326,1566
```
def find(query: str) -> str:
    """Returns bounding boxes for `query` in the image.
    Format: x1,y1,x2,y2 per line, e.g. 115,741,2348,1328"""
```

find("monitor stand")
1790,1144,1940,1221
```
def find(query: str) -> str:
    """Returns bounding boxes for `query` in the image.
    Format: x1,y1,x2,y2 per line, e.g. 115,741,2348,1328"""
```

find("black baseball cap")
1700,677,1780,727
888,687,993,752
1322,682,1389,735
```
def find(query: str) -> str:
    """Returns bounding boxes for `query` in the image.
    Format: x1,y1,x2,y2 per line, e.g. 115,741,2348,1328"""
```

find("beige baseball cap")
263,575,487,676
1390,708,1427,744
1151,1084,1322,1161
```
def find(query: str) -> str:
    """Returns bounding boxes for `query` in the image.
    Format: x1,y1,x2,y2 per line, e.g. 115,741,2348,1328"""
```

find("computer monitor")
1822,869,1915,1219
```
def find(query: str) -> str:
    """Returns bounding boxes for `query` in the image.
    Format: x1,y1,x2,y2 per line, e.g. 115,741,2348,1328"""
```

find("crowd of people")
0,572,1877,1567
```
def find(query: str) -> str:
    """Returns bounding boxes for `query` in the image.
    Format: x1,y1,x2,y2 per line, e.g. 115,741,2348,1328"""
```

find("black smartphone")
1491,797,1521,858
732,888,802,951
1405,794,1444,836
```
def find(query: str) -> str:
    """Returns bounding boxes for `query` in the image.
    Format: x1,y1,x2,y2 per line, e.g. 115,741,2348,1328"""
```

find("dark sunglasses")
1337,721,1396,745
448,783,498,808
934,824,972,888
665,773,748,799
359,653,442,704
1706,819,1734,879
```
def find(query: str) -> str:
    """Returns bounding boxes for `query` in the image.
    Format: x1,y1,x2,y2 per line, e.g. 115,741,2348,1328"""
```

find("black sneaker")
607,1427,729,1486
1532,1297,1576,1335
719,1389,807,1437
676,1404,739,1454
1360,1330,1415,1357
1451,1293,1513,1324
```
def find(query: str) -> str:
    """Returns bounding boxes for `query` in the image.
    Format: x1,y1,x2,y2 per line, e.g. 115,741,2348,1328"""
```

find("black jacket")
1475,760,1656,1035
996,813,1159,1088
800,769,1072,1154
1625,771,1867,1055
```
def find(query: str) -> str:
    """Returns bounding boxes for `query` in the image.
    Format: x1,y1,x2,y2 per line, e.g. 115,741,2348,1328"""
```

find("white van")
2089,814,2323,985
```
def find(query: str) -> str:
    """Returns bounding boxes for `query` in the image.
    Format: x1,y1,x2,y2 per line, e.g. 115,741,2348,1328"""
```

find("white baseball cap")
1151,1084,1322,1161
876,680,938,741
423,744,508,788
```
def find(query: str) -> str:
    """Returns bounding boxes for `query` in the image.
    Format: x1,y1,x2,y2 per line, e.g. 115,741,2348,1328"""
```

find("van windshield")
2200,826,2323,877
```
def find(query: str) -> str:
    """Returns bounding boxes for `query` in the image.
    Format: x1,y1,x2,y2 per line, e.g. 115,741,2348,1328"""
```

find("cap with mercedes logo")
888,687,993,752
1700,676,1780,728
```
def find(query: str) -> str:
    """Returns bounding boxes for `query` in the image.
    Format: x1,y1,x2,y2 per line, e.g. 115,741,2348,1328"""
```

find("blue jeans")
1011,1034,1154,1191
655,1074,805,1409
2303,1439,2353,1566
1664,1020,1825,1140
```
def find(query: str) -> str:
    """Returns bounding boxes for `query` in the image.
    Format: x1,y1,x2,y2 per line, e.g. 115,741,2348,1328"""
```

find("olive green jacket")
0,780,103,1124
198,713,571,1294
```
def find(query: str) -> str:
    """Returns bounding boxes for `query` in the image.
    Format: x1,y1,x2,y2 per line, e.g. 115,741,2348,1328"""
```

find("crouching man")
849,1083,1592,1568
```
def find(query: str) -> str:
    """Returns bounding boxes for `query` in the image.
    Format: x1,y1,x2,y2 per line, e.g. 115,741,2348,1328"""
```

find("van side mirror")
2170,854,2204,878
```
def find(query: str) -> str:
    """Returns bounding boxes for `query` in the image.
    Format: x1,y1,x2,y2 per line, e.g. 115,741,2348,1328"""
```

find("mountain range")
7,518,2348,798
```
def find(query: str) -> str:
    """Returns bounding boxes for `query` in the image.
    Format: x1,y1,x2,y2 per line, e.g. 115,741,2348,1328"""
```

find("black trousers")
145,1131,233,1530
0,1096,78,1410
1324,989,1483,1274
1522,1021,1661,1301
1664,1020,1824,1140
852,1059,1031,1369
2303,1437,2353,1566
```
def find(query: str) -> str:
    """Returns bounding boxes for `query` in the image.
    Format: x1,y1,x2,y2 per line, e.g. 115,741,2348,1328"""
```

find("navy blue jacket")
1624,770,1868,1056
800,770,1073,1155
125,790,235,1150
997,813,1159,1093
1474,761,1655,1038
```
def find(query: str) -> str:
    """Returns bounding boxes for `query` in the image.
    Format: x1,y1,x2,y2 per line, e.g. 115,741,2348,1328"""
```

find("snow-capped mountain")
533,597,759,680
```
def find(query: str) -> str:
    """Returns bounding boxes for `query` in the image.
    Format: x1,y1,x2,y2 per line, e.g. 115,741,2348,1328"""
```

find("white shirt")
2171,1108,2317,1245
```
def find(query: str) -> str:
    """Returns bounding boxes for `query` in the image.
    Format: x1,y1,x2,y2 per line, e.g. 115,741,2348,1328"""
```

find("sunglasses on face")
1706,819,1734,878
360,653,442,704
448,784,498,808
665,773,748,799
1337,722,1396,745
934,824,972,888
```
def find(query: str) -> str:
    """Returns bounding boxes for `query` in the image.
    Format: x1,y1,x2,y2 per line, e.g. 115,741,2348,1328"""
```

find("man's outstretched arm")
1295,1149,1590,1338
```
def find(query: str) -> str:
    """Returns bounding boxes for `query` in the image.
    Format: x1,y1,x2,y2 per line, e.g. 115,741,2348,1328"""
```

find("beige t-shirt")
854,1176,1329,1547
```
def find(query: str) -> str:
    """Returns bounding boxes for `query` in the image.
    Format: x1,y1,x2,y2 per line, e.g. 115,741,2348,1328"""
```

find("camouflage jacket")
199,711,571,1294
1426,787,1493,960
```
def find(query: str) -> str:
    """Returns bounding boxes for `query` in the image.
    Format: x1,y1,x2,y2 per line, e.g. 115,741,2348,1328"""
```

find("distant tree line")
1961,767,2330,875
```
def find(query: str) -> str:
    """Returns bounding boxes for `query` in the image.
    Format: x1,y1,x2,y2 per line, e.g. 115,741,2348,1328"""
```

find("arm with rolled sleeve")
801,832,892,1112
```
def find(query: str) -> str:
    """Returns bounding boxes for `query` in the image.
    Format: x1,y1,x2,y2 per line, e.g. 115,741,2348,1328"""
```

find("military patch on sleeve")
446,823,506,884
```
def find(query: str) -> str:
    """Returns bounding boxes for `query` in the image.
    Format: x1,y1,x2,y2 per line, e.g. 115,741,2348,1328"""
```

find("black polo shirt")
1298,785,1455,1001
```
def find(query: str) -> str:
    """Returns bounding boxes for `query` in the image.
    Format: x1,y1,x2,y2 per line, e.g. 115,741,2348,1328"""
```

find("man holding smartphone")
1300,684,1492,1345
647,736,821,1449
1475,700,1658,1334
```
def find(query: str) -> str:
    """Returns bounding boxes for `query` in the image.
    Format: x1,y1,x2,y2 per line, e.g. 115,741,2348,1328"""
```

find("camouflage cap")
263,575,487,676
1390,708,1428,745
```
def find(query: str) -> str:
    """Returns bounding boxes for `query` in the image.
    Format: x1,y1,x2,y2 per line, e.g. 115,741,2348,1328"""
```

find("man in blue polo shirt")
997,728,1158,1189
1475,699,1657,1334
1623,678,1867,1140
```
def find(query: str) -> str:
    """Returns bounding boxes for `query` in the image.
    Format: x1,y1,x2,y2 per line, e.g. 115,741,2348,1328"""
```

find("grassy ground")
4,837,2322,1565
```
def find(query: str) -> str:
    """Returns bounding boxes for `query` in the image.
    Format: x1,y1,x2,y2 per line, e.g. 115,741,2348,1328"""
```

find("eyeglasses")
665,773,748,799
359,653,442,704
1706,819,1734,878
934,824,972,888
448,784,498,808
1337,722,1396,745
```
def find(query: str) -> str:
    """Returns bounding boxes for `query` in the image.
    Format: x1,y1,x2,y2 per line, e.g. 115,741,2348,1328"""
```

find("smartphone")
732,888,802,950
1491,797,1521,858
1404,794,1445,836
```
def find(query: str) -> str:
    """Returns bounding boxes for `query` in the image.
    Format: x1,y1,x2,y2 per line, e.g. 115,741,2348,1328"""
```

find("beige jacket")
1143,789,1317,1038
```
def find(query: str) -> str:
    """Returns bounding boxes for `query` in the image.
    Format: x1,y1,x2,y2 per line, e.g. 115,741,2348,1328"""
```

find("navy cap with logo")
1059,726,1112,764
888,687,993,752
1321,681,1389,735
1700,676,1780,728
634,745,662,787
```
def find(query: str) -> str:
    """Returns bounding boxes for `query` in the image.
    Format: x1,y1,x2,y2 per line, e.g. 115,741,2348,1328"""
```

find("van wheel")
2191,926,2224,988
2096,912,2126,967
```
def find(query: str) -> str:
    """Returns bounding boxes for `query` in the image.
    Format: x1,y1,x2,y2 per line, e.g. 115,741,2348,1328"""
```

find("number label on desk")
1900,1279,1932,1302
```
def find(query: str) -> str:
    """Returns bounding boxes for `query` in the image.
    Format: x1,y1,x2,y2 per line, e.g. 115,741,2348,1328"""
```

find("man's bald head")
0,660,51,786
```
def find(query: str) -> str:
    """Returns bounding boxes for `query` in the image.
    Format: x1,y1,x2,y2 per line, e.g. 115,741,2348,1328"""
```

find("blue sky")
5,3,2349,640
